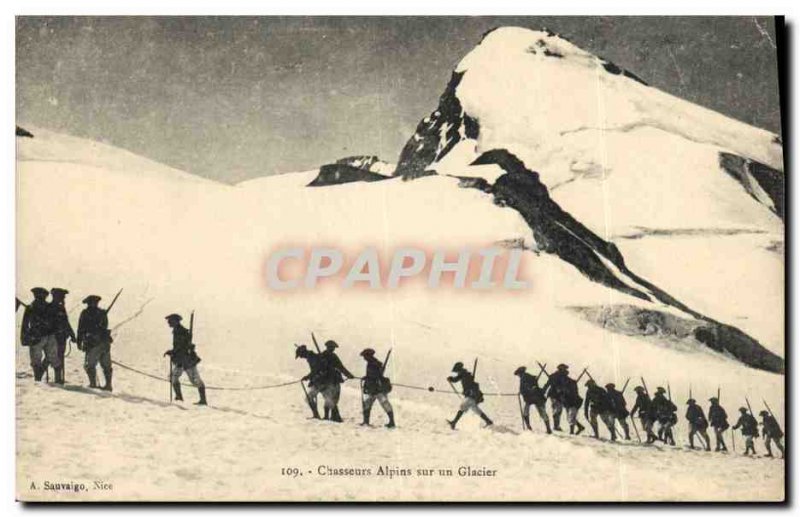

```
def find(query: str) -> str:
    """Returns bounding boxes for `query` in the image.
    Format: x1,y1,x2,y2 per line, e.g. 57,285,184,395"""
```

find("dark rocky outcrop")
599,58,649,86
394,71,479,180
307,163,390,187
719,152,784,220
16,126,34,138
572,304,784,373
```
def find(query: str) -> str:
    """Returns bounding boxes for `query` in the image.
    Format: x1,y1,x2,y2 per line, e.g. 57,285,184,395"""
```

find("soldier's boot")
590,423,599,439
33,366,44,382
310,405,321,419
553,415,562,432
54,367,65,385
688,435,695,450
194,387,207,406
703,434,711,451
448,411,464,430
86,368,98,388
479,411,493,427
172,381,184,402
386,412,396,429
574,422,585,436
544,418,552,434
609,426,617,442
101,370,113,392
361,407,371,426
622,423,631,440
330,406,343,423
324,407,331,420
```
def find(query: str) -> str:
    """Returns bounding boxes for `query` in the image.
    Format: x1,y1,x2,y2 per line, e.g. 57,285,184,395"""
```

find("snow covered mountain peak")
396,25,783,188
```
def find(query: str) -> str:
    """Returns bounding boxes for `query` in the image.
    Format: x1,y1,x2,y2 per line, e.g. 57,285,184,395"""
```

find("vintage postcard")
15,16,785,502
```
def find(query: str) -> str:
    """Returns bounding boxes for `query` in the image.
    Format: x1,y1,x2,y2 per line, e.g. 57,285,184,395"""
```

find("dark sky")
16,16,782,183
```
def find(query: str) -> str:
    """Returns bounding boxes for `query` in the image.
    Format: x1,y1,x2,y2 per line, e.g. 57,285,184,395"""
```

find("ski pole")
536,361,549,379
447,381,462,399
299,380,316,416
472,358,478,379
517,394,526,430
630,416,642,443
311,332,321,353
168,358,173,403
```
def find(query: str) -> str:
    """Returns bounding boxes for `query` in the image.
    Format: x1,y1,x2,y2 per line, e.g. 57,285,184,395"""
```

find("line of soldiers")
513,363,784,458
292,349,785,457
18,287,113,390
18,295,784,458
18,288,208,406
295,340,395,427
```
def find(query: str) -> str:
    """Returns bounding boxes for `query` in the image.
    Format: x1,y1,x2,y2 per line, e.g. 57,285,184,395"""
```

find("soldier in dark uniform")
708,397,729,452
447,362,493,429
631,386,656,442
542,363,584,434
359,348,395,428
732,407,759,456
295,344,323,419
606,383,631,440
759,410,784,459
584,380,616,440
20,287,56,381
685,399,711,451
163,314,207,406
651,387,678,445
514,366,551,433
77,295,113,390
49,287,75,385
318,340,355,423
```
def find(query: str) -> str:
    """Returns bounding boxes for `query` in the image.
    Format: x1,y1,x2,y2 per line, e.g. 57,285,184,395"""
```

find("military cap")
655,387,666,394
739,407,748,413
360,348,375,357
165,313,182,322
686,398,696,405
634,386,645,393
709,397,718,403
556,363,569,371
324,340,338,349
295,344,308,358
585,379,596,387
50,287,69,296
605,383,616,390
31,287,49,297
82,295,102,304
514,366,526,376
759,410,769,416
452,361,464,372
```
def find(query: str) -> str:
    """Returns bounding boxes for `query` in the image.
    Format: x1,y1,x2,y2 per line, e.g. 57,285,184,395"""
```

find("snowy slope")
16,126,784,501
394,26,784,366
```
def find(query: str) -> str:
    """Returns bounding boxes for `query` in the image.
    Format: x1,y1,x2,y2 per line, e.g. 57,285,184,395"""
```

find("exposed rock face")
16,126,34,138
719,152,784,220
572,304,784,374
394,71,479,180
307,162,390,187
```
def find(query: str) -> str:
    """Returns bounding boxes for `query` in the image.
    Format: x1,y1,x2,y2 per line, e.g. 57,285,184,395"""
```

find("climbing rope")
110,360,301,391
109,361,518,396
390,382,518,397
